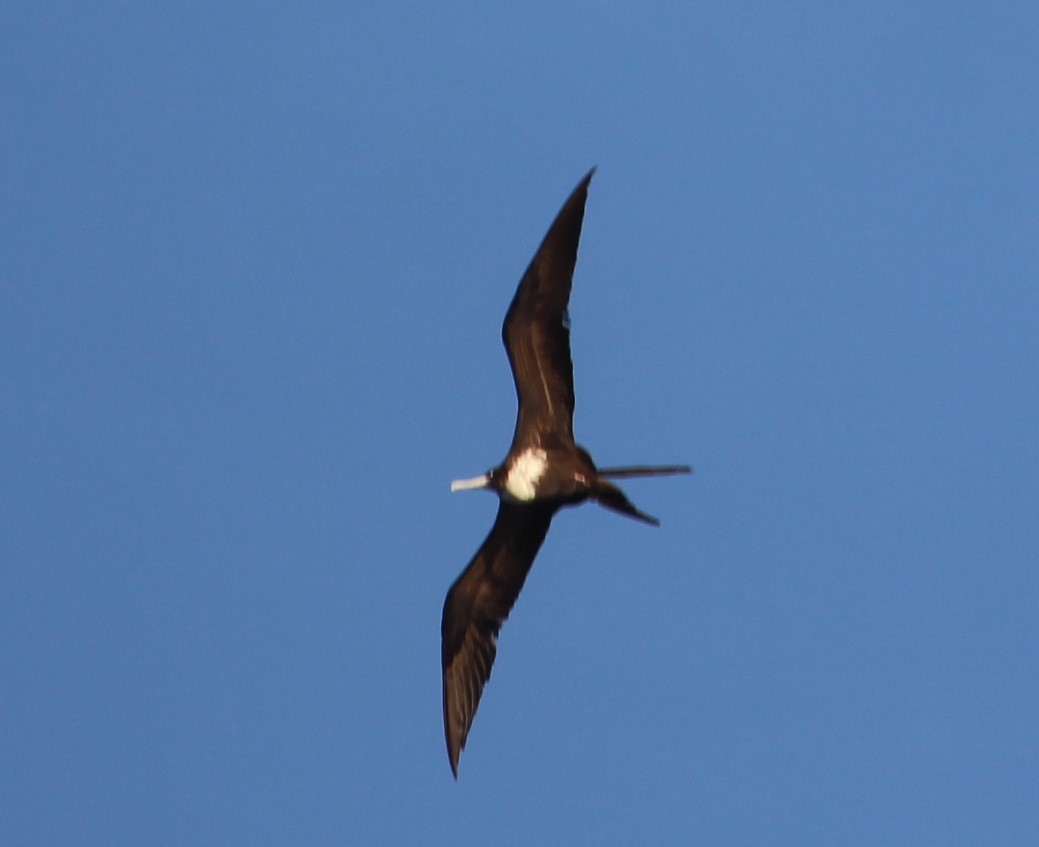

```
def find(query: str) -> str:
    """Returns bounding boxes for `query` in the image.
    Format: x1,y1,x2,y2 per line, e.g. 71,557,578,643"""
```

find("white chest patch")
504,448,548,502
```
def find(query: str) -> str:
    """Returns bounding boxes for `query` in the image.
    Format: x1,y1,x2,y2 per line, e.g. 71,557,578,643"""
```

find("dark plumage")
442,170,690,777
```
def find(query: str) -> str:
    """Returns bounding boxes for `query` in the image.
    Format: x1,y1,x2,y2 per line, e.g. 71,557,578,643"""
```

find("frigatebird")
442,169,690,777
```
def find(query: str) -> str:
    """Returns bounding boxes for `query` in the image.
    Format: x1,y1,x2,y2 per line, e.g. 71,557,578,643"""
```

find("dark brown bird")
442,169,690,777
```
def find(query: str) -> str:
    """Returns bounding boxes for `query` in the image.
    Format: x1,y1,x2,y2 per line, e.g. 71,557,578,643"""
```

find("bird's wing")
502,169,593,451
441,501,556,777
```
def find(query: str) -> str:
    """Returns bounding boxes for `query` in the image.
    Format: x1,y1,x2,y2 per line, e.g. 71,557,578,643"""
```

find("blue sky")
2,3,1037,844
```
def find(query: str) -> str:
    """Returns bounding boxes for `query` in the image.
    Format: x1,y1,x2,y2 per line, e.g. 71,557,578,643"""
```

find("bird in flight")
442,169,690,777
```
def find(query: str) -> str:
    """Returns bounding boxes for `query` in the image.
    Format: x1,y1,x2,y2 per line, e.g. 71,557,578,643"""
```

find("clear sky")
2,3,1036,845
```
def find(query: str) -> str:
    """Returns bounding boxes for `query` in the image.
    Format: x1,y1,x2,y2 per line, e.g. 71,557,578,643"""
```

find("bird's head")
450,467,499,493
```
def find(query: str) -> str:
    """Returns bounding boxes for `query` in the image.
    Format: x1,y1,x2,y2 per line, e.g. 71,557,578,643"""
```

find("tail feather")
593,479,660,526
597,464,692,479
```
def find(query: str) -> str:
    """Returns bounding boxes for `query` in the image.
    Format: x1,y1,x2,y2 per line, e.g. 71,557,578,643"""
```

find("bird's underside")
441,170,691,777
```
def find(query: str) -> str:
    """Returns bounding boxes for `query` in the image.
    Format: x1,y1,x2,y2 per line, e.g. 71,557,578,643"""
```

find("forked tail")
592,465,690,527
597,464,692,479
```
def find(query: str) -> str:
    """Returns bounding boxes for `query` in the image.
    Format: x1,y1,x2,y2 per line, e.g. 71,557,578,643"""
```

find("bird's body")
442,170,690,776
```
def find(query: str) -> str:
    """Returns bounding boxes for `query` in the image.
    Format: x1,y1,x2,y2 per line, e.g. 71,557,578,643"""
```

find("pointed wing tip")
442,673,463,780
446,731,462,778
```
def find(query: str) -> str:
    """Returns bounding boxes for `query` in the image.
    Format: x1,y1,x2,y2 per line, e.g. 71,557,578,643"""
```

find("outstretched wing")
502,169,594,451
441,501,556,777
